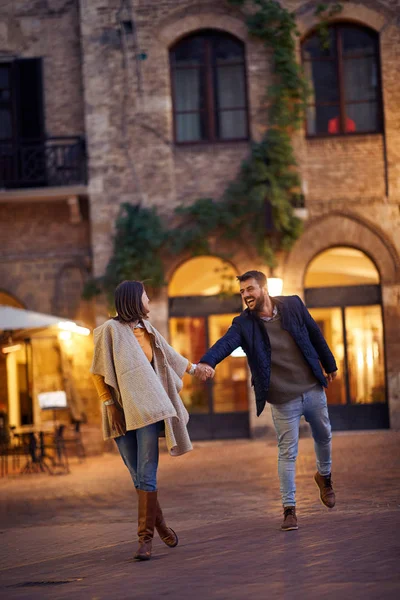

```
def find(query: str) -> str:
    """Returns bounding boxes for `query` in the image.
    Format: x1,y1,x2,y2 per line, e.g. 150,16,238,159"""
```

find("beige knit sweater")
90,318,193,456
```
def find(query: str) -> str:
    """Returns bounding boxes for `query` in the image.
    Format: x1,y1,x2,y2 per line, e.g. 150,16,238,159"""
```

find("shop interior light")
268,277,283,297
58,331,72,341
58,321,90,336
1,344,22,354
231,347,246,358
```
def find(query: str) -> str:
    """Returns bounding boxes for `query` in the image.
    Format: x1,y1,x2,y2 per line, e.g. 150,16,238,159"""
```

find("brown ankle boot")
134,490,158,561
155,501,178,548
314,472,336,508
281,506,298,531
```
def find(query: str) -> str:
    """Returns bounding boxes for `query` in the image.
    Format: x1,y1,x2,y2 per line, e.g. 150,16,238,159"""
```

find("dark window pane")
176,113,206,142
302,30,336,59
172,36,205,66
173,68,205,111
344,57,378,102
0,109,12,139
217,109,247,139
0,67,9,89
0,89,10,101
215,65,246,109
306,60,339,103
171,31,249,143
15,59,44,140
306,104,341,135
342,27,377,57
346,102,379,132
213,36,244,64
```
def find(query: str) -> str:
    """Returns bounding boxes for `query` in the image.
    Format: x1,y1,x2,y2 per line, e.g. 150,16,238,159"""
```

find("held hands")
106,403,126,437
194,363,215,382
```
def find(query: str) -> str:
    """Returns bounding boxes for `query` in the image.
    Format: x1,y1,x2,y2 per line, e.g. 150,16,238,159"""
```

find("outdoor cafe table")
12,423,68,474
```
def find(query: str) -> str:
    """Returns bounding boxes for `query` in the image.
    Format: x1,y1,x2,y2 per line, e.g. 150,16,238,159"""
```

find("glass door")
308,307,346,405
309,304,388,429
344,306,386,405
169,314,249,439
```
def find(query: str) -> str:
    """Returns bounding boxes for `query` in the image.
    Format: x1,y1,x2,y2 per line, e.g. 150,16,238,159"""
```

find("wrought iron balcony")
0,137,87,190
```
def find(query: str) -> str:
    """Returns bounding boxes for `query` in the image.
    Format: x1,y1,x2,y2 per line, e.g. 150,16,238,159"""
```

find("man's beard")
246,290,265,312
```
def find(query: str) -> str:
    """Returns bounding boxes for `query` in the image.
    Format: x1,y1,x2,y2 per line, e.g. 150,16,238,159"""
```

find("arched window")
304,247,387,428
170,30,249,143
301,24,383,136
168,257,249,440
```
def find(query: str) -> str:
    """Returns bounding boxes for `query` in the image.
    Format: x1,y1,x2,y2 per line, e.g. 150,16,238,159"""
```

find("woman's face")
141,289,150,314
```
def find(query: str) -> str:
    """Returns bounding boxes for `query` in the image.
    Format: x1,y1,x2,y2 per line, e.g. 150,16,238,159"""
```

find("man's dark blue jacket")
199,295,337,417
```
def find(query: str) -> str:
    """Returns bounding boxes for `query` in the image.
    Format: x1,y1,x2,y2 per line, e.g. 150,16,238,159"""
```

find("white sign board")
38,390,67,410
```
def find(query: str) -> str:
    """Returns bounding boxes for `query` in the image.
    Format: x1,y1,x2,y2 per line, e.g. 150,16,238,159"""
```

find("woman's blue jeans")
271,385,332,507
115,422,161,492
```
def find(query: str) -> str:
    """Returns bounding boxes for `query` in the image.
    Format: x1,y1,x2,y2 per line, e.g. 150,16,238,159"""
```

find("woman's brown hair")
113,280,148,323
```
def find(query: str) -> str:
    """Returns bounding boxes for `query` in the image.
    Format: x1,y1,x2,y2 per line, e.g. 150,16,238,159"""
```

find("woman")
91,280,213,561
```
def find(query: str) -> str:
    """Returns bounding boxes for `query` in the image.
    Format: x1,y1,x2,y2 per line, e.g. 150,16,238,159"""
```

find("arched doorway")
169,256,249,440
305,247,388,430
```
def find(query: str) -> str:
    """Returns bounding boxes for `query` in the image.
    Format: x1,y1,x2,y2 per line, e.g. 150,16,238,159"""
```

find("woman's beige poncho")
91,318,193,457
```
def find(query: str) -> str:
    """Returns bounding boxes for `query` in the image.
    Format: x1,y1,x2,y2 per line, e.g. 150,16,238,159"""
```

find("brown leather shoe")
281,506,298,531
314,472,336,508
134,490,158,560
155,501,179,548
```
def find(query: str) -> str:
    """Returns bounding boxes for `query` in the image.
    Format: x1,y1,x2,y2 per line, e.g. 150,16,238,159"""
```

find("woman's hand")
195,363,215,382
107,404,126,437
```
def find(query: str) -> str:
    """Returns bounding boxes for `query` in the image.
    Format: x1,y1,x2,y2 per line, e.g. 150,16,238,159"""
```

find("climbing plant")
314,3,343,49
85,0,342,301
168,0,309,268
82,203,166,304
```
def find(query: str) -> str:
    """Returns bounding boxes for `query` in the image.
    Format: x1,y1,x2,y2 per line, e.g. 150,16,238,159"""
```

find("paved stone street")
0,431,399,600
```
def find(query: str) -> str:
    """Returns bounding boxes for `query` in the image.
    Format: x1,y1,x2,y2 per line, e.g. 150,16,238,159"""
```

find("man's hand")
107,403,126,437
326,370,338,384
195,363,215,382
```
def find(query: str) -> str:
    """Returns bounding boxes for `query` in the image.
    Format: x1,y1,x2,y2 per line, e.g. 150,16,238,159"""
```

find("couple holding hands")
91,272,337,561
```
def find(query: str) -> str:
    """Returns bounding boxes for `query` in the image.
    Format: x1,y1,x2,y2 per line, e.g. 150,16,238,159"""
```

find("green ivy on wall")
314,3,343,49
85,0,341,301
83,204,167,303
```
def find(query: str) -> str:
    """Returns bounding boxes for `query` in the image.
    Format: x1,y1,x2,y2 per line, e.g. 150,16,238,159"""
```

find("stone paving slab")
0,432,399,599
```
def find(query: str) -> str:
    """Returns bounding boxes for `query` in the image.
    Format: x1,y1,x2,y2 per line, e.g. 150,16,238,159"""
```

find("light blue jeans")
114,422,162,492
270,385,332,507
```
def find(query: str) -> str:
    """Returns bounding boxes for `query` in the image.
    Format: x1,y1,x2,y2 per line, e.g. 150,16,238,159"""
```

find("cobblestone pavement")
0,431,399,600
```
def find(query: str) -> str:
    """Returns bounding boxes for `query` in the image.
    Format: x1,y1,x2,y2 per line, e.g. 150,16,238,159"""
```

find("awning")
0,306,67,331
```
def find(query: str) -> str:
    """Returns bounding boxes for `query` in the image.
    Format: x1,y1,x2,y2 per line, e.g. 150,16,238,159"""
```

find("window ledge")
0,185,88,203
306,132,383,142
173,140,250,152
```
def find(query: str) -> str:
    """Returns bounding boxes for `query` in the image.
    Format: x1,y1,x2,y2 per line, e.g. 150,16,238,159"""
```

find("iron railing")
0,137,87,190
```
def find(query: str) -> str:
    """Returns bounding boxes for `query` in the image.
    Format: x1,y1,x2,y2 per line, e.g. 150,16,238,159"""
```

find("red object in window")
328,116,356,134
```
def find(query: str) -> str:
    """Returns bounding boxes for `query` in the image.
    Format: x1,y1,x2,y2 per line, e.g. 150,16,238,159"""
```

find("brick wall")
78,0,400,274
0,0,85,137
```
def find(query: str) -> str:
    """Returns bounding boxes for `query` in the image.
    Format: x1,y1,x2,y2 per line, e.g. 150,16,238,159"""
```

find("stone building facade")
1,0,399,445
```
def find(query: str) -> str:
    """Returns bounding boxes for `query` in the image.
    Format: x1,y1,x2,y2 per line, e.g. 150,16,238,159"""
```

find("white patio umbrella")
0,306,90,337
0,305,67,331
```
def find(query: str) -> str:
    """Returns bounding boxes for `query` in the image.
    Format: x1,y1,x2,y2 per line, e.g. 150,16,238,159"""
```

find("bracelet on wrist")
104,399,115,406
188,363,197,376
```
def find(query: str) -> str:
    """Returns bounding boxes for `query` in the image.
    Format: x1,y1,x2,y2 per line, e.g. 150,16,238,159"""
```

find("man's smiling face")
239,277,267,312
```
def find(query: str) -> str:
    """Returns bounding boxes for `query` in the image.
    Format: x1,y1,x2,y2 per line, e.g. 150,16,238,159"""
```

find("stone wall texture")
1,0,400,436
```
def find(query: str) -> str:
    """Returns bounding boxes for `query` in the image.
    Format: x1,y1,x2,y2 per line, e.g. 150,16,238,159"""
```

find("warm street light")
57,321,90,336
268,277,283,297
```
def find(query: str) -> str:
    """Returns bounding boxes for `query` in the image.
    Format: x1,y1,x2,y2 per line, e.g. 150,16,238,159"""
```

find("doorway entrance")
169,257,249,440
305,247,388,430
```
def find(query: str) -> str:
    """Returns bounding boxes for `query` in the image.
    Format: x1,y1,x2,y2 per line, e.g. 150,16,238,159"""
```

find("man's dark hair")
113,280,148,322
236,270,267,287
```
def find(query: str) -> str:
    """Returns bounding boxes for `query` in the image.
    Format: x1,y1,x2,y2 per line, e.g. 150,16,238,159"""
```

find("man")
195,270,337,531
